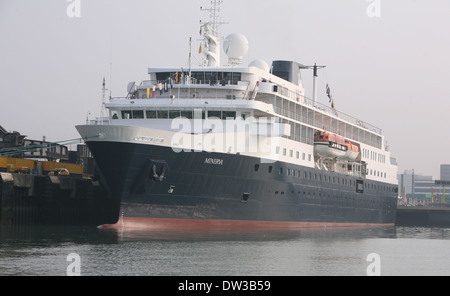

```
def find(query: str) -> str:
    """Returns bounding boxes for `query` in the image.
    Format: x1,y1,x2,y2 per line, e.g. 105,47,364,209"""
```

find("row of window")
274,146,389,180
155,71,242,85
115,110,237,120
254,164,395,193
266,95,383,150
362,148,386,164
275,146,313,162
369,169,387,179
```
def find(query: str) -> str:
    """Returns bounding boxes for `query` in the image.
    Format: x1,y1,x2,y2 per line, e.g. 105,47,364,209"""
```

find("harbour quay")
0,172,118,227
396,205,450,228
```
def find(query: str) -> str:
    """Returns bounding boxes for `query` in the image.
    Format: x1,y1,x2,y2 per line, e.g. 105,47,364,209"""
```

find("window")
158,111,168,119
122,111,132,119
111,111,119,120
169,110,181,119
187,71,242,85
133,110,144,119
146,111,157,119
283,148,287,156
290,150,293,158
208,111,222,119
241,112,251,120
222,111,237,120
122,110,145,119
181,111,193,119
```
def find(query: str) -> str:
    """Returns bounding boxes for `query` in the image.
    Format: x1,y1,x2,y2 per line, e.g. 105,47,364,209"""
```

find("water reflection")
101,226,399,242
3,224,450,244
0,225,120,246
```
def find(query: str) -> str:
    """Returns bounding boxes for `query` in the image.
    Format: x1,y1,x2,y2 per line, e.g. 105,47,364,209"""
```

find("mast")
101,77,107,125
309,63,325,104
200,0,226,67
312,64,318,104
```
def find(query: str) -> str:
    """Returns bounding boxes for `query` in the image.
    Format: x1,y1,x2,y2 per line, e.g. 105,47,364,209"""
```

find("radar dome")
223,33,249,65
249,59,270,72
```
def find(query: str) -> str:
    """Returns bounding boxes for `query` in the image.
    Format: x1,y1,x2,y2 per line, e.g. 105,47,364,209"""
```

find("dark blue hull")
87,141,398,226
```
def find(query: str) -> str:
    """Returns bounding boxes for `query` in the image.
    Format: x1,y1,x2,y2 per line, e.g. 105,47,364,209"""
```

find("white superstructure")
82,0,398,187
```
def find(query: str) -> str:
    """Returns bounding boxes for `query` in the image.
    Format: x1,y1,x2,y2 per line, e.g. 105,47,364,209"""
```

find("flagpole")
312,63,318,105
306,63,325,106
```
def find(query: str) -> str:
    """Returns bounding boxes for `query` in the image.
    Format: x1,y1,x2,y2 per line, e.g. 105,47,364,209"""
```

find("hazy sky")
1,0,449,179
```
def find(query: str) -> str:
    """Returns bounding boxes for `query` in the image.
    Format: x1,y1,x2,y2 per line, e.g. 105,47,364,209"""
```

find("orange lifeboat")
344,140,361,161
314,131,360,161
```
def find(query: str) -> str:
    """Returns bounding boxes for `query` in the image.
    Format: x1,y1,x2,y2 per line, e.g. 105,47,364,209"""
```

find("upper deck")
107,62,385,150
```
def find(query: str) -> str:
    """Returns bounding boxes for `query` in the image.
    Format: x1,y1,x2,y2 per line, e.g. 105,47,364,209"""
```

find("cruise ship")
76,1,398,230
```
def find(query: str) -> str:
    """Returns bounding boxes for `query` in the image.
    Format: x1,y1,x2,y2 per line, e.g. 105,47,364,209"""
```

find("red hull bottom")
100,217,394,231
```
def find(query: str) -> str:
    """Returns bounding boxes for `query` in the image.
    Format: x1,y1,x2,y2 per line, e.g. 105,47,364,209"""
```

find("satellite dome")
223,33,249,65
249,59,270,72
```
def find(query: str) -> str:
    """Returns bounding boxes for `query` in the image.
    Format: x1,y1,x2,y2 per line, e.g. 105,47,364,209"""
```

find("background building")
0,124,95,177
399,169,449,206
441,165,450,181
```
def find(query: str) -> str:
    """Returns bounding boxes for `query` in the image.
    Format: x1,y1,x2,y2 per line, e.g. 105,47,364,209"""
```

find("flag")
152,85,156,97
146,88,150,99
199,44,202,54
326,84,332,103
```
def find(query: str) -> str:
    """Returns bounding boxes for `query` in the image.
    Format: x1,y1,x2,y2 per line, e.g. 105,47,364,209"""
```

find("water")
1,225,450,276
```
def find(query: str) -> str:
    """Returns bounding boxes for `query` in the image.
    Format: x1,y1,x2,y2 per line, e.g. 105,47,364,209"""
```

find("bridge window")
181,111,193,119
133,110,144,119
208,111,222,119
111,111,119,120
122,111,132,119
169,111,181,119
122,110,145,119
222,111,236,120
158,111,169,119
146,111,157,119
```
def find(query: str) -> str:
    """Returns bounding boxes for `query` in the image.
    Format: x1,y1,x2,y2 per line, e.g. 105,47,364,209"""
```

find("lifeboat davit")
314,131,360,161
